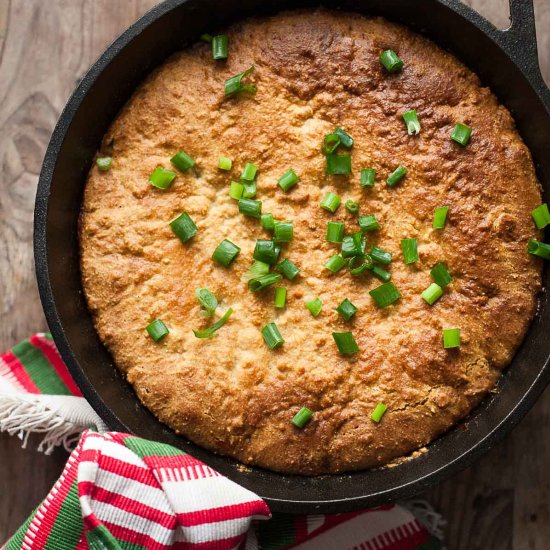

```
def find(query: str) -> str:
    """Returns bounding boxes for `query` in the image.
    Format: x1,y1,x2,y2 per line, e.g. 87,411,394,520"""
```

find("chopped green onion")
195,288,218,316
262,322,284,349
96,157,112,171
433,206,449,229
430,262,453,288
345,200,359,214
242,180,256,199
532,203,550,229
305,297,322,317
276,258,300,280
244,260,270,281
402,110,421,135
325,254,346,273
291,407,313,428
335,127,354,149
170,211,198,243
274,221,294,243
349,254,373,276
150,167,177,190
371,403,387,423
229,181,244,200
146,319,169,342
358,214,380,233
371,265,391,282
170,150,195,172
326,154,352,175
443,328,461,349
278,169,299,192
361,168,376,188
261,213,275,231
218,156,232,170
332,332,359,354
200,33,213,43
241,162,258,182
212,239,241,266
422,283,444,305
212,34,228,60
274,287,287,308
323,133,341,154
238,198,262,218
224,66,256,97
253,240,281,265
320,192,341,213
401,238,418,264
342,232,364,258
370,246,392,265
326,221,345,243
193,308,233,338
451,123,472,146
380,49,403,73
528,239,550,259
248,273,282,292
370,282,401,308
387,165,407,187
336,298,358,320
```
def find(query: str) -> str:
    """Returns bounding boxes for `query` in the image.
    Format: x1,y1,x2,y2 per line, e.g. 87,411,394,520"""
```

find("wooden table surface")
1,1,549,547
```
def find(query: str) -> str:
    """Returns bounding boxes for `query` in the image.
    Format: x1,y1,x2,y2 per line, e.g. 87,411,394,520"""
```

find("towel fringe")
402,499,446,541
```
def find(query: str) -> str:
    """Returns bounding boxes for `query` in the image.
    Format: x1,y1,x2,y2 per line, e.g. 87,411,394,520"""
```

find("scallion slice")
431,262,453,288
212,239,241,266
371,265,391,282
241,162,258,182
224,66,256,97
274,221,294,243
278,169,299,192
332,332,359,354
422,283,444,305
242,180,256,199
193,308,233,338
443,328,461,349
335,127,353,149
200,33,213,43
379,49,403,73
291,407,313,428
261,213,275,231
253,240,281,265
320,192,341,213
371,403,387,423
170,150,195,172
528,239,550,259
218,156,232,170
212,34,228,60
326,221,345,244
402,110,421,135
146,319,169,342
341,232,364,258
262,322,284,349
244,260,270,281
349,254,373,276
238,198,262,218
195,288,218,316
96,157,112,171
451,123,472,146
150,167,177,190
345,200,359,214
387,165,407,187
358,214,380,233
229,181,244,200
305,297,323,317
276,258,300,280
370,246,392,265
248,273,282,292
326,154,352,175
170,211,198,243
325,254,346,273
361,168,376,188
274,287,287,309
323,133,341,154
532,203,550,229
370,282,401,308
433,206,449,229
336,298,358,321
401,238,418,264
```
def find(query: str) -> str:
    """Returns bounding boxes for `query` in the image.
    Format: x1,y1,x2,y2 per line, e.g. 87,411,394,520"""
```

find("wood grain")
0,1,548,547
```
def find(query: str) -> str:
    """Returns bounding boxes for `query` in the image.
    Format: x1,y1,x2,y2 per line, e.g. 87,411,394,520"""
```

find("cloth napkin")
0,333,444,549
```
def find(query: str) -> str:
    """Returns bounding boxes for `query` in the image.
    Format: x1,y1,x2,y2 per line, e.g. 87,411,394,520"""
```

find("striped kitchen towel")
0,334,443,549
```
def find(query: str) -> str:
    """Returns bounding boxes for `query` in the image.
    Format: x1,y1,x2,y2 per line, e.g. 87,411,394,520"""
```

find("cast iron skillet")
35,0,550,513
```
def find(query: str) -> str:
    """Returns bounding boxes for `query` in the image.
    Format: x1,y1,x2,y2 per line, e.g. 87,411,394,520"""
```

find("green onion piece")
528,239,550,259
371,265,391,282
443,328,461,349
195,288,218,316
248,273,282,292
402,110,421,135
96,157,112,171
212,34,228,60
276,258,300,280
274,287,287,309
387,165,407,187
401,238,418,264
332,332,359,354
218,156,232,170
422,283,444,305
334,127,354,149
325,254,346,273
371,403,387,423
361,168,376,188
431,262,453,288
278,169,299,192
150,167,177,190
170,150,195,172
342,232,364,258
261,213,275,231
242,180,256,199
358,214,380,233
349,254,373,276
370,246,392,265
323,132,341,154
305,297,322,317
274,221,294,243
336,298,358,321
370,282,401,308
244,260,270,281
326,221,345,243
193,308,233,338
200,33,213,43
238,198,262,218
380,49,404,73
212,239,241,266
326,154,352,175
229,181,244,200
253,240,281,265
170,211,198,243
241,162,258,181
433,206,449,229
320,192,341,213
146,319,169,342
532,203,550,229
291,407,313,428
224,66,256,97
262,322,284,349
345,200,359,214
451,123,472,146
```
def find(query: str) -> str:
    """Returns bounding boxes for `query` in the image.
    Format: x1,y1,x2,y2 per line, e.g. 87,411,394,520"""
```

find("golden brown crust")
79,9,542,474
